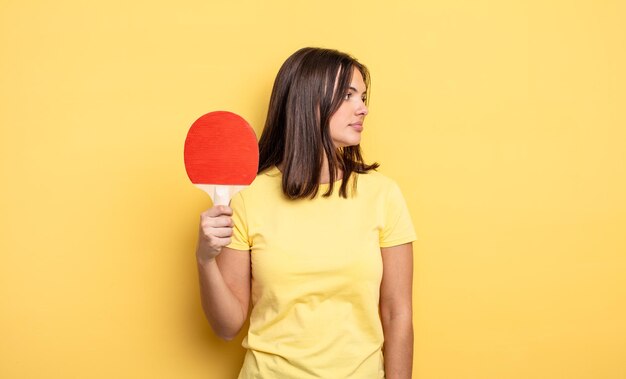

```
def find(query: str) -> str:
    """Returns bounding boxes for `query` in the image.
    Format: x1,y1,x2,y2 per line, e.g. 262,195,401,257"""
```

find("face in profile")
329,66,369,148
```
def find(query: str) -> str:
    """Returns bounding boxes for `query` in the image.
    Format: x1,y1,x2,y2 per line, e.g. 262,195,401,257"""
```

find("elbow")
202,305,247,341
380,304,413,327
381,312,413,329
211,323,244,341
216,332,237,341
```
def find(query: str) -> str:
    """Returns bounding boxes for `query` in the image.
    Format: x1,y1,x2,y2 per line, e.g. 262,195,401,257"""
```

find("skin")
196,66,414,378
328,66,369,149
380,242,414,379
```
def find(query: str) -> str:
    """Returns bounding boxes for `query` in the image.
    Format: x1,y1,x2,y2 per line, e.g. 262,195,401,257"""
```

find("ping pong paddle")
184,111,259,205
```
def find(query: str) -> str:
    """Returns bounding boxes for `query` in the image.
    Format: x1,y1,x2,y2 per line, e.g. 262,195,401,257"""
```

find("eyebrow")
349,86,367,94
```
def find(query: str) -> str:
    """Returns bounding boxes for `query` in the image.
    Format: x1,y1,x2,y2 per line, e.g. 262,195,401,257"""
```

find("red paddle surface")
184,111,258,185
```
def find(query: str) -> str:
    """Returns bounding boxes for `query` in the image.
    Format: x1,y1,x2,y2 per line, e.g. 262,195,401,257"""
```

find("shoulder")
357,169,392,183
355,169,400,193
233,166,282,202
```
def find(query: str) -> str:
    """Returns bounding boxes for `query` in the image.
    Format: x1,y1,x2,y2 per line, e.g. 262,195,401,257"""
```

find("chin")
332,134,362,148
336,141,361,148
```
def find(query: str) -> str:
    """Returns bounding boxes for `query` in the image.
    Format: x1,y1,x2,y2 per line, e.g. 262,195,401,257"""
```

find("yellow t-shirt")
227,166,417,378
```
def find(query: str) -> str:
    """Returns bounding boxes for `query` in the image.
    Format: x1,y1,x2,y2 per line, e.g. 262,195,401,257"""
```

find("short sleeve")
226,191,251,251
379,180,418,248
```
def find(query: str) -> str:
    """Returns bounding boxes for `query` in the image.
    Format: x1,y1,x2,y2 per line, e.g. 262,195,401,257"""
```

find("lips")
349,123,363,132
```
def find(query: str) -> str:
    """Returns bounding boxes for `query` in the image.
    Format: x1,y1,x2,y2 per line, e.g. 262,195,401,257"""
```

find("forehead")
350,67,367,92
350,66,366,91
332,65,367,94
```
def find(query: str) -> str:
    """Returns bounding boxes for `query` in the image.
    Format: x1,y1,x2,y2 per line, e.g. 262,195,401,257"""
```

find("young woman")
195,47,416,379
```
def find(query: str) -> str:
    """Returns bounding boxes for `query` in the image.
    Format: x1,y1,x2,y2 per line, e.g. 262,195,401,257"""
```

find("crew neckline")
267,165,346,186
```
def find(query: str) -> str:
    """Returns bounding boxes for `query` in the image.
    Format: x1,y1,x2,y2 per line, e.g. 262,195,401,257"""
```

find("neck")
277,154,342,184
320,153,342,184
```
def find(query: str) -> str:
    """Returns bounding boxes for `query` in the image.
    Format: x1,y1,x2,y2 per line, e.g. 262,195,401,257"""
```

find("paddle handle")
194,184,247,206
213,186,230,206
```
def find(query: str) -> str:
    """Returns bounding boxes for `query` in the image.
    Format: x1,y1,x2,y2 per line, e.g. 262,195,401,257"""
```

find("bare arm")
380,242,414,379
196,205,250,340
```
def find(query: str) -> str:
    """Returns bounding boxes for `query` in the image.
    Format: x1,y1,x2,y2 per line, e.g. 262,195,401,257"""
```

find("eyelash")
344,93,367,102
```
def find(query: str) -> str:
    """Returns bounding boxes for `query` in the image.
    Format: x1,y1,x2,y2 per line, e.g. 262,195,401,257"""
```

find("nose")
357,99,368,116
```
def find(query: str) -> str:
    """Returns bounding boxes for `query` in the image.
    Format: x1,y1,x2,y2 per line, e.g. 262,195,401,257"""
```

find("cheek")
328,103,353,135
330,113,346,133
328,113,340,130
331,107,349,125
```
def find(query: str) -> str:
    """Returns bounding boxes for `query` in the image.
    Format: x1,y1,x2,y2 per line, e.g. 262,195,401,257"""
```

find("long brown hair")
258,47,379,199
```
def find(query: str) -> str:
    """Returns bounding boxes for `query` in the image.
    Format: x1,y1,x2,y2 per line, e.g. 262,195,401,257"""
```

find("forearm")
381,313,413,379
197,258,246,340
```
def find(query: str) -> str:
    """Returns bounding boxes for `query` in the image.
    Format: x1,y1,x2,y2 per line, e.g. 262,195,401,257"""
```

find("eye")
344,92,352,100
361,96,367,103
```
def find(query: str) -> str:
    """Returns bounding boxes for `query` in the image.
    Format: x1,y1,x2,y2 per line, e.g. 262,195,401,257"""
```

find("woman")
195,47,416,378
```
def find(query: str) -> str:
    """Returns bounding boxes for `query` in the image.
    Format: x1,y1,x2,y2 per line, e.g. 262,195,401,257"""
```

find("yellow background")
1,1,625,378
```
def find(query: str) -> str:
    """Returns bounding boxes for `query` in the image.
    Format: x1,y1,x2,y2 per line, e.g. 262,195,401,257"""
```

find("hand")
196,205,234,264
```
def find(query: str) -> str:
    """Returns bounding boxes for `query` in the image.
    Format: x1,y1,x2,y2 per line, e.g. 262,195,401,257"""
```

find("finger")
201,215,233,228
205,205,233,218
211,236,232,248
206,226,233,238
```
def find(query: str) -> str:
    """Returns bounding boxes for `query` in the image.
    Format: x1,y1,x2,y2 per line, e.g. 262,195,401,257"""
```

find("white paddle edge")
195,184,247,206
